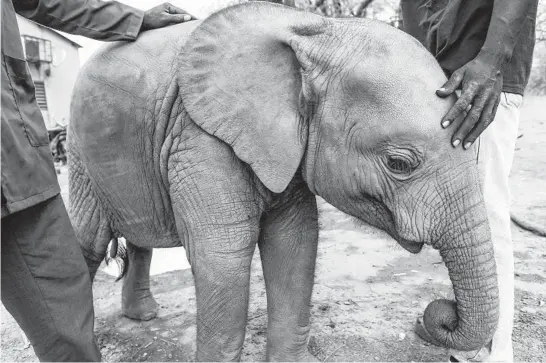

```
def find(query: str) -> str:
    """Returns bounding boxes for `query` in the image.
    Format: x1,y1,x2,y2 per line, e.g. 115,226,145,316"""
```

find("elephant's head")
179,2,498,351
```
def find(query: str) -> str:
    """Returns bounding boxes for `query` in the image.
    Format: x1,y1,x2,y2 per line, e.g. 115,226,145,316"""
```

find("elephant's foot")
122,241,157,321
122,291,159,321
266,331,317,362
267,350,318,362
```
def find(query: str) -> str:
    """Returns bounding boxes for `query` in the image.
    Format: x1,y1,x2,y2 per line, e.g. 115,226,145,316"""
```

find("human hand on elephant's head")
435,52,504,150
140,3,195,32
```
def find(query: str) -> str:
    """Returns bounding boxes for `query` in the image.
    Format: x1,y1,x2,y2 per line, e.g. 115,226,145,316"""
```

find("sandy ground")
1,96,545,362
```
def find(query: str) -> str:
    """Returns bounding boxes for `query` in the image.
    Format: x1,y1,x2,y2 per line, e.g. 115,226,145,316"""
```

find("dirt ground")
1,96,545,362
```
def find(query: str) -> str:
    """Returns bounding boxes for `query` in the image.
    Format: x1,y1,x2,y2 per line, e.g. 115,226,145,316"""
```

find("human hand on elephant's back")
435,52,504,150
140,3,196,32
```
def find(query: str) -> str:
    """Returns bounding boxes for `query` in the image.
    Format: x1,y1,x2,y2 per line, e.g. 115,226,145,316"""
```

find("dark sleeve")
400,0,429,45
14,0,145,41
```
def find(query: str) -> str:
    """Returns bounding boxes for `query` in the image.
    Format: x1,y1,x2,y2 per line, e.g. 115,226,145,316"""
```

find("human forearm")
433,0,537,150
479,0,537,68
13,0,38,12
14,0,144,41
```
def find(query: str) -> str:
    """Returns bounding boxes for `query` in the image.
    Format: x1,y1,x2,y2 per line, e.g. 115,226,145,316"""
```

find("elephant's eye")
386,155,415,175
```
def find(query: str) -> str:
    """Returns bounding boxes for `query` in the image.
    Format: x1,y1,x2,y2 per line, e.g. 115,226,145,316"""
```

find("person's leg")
450,92,522,362
1,194,101,362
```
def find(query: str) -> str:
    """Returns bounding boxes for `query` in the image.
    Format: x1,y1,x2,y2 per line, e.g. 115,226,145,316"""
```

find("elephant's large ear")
179,2,328,193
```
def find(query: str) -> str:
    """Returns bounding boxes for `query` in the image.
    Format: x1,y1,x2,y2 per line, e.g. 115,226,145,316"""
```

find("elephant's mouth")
398,238,424,254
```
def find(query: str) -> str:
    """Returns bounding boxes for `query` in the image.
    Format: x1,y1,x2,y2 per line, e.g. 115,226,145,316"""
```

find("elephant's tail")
105,238,129,282
511,213,546,238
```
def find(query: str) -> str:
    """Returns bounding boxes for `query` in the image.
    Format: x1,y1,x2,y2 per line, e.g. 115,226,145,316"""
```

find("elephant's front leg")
122,241,159,321
258,188,319,361
191,223,260,361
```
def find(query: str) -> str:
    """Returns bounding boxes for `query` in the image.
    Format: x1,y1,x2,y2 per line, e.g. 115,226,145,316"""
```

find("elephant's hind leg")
122,241,158,321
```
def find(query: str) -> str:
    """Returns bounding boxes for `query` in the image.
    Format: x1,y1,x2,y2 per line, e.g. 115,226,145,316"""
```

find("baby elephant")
68,2,498,361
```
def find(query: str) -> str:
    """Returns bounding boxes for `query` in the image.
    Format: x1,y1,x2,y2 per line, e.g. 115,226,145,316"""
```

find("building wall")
16,16,81,129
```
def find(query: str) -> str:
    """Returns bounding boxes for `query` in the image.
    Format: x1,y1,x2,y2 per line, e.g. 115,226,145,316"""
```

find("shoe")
449,345,490,362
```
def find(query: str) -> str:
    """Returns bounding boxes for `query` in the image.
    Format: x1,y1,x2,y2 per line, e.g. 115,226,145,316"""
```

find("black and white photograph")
1,0,545,361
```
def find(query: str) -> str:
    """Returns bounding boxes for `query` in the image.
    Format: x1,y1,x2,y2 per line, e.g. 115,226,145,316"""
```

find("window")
21,36,52,63
34,81,48,110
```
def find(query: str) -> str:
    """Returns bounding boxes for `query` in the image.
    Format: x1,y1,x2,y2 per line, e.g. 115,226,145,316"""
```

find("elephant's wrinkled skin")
68,2,499,361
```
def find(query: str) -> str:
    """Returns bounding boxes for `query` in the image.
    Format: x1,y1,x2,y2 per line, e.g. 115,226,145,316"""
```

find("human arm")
437,0,538,149
13,0,194,42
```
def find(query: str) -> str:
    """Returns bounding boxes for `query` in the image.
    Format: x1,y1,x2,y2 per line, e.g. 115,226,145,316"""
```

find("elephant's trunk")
423,198,499,351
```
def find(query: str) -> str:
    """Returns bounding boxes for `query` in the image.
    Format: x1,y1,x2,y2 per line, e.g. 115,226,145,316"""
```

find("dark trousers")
1,194,101,362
